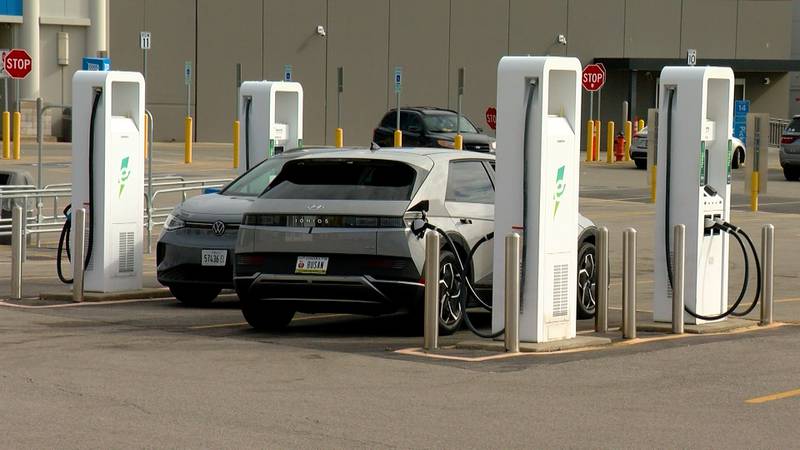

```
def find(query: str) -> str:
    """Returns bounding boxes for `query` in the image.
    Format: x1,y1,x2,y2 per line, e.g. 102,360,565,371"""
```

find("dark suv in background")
373,107,495,152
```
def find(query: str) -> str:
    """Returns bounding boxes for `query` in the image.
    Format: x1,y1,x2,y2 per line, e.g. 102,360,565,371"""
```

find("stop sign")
485,107,497,130
582,64,606,92
4,49,32,79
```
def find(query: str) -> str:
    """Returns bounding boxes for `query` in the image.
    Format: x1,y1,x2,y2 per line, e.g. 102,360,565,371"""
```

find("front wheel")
576,241,598,320
170,285,221,306
784,166,800,181
437,250,466,335
731,148,744,169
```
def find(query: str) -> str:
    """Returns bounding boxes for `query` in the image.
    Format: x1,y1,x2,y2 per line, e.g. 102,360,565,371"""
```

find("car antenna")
370,141,381,151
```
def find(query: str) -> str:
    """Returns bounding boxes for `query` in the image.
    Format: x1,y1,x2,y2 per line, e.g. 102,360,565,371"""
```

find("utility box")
654,66,734,324
492,56,582,343
72,70,145,292
237,81,303,173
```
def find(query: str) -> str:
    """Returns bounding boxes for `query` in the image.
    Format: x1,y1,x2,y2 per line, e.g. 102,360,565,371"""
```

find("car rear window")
263,159,417,200
786,118,800,133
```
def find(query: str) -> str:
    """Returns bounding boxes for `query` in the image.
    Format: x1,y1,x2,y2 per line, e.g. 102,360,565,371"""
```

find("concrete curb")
456,335,612,353
637,318,758,334
39,288,172,303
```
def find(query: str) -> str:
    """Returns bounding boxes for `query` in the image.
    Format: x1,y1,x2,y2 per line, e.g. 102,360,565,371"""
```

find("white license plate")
201,249,227,267
295,256,329,275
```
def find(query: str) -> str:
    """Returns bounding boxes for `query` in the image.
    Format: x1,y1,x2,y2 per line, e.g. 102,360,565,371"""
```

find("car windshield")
423,113,478,133
786,118,800,133
262,159,416,201
222,158,287,196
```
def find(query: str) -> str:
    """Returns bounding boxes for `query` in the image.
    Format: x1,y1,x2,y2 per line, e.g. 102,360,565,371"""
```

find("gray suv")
234,148,599,333
780,115,800,180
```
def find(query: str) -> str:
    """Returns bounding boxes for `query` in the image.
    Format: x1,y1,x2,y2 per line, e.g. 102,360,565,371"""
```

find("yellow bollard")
2,111,9,159
232,120,240,168
650,165,657,203
184,116,192,164
335,127,344,148
594,119,601,161
394,129,402,148
454,133,463,151
12,111,20,160
638,119,645,132
624,120,632,162
143,113,149,159
585,120,594,162
606,121,615,164
751,171,759,212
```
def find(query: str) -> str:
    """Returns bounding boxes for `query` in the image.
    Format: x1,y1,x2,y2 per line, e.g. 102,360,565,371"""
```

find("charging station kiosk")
653,66,734,324
238,81,303,173
491,56,581,343
71,70,145,292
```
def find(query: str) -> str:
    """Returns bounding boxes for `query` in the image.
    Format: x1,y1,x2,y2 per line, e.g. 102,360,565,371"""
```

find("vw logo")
211,220,226,236
306,204,324,211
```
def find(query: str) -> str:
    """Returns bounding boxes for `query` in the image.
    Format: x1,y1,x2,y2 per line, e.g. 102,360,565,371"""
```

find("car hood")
176,193,255,223
427,131,494,144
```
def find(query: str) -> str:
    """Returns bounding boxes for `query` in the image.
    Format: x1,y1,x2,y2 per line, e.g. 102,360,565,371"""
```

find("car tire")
731,148,744,169
576,241,598,320
240,297,296,331
437,249,466,335
784,166,800,181
170,285,221,306
634,159,647,170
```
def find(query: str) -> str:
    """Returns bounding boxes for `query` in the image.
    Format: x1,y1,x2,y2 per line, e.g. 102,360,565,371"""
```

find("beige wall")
108,0,794,143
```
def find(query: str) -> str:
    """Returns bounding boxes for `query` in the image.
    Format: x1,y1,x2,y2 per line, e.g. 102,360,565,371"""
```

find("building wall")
108,0,794,143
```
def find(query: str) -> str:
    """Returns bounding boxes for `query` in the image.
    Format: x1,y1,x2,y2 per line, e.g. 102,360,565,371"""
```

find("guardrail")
769,117,790,147
0,177,233,240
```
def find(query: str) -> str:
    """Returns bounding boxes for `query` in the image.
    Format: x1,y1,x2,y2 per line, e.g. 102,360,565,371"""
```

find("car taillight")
781,135,798,144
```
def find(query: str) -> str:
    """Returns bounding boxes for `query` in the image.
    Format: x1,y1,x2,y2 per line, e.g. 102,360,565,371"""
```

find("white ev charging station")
492,56,582,343
238,81,303,174
68,70,145,292
654,66,735,324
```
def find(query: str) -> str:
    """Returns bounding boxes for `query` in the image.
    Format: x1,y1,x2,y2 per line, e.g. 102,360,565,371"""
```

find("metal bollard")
10,205,23,300
73,208,87,303
672,224,685,334
761,224,774,326
423,230,440,351
595,226,609,333
504,233,521,352
622,228,637,339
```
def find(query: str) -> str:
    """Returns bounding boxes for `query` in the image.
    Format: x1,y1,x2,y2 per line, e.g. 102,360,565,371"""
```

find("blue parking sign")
733,99,750,141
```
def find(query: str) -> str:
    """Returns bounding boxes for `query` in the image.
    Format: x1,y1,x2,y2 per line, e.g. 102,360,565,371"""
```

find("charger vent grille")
552,263,569,318
118,231,135,274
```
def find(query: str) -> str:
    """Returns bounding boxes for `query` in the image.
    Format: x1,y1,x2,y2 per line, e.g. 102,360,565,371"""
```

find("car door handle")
460,218,472,224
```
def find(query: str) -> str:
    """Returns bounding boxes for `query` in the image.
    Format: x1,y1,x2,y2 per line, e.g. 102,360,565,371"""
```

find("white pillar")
20,0,40,100
87,0,107,57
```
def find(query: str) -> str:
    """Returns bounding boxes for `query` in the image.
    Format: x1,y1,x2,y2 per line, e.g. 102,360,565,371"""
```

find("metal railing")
769,117,790,147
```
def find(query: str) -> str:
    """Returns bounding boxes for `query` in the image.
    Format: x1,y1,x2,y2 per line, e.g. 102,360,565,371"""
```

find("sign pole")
589,91,594,120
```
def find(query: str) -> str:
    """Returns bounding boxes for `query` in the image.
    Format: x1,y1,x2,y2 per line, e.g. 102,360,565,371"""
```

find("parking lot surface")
2,143,800,447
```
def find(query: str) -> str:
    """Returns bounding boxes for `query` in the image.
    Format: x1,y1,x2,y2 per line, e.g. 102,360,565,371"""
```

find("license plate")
201,249,227,267
295,256,329,274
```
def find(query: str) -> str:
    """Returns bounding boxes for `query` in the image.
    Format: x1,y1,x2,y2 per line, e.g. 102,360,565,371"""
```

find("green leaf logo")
118,156,130,197
553,165,566,218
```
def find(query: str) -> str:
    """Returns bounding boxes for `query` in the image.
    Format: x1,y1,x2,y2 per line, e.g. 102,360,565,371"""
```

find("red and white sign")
485,106,497,130
3,49,32,79
582,64,606,92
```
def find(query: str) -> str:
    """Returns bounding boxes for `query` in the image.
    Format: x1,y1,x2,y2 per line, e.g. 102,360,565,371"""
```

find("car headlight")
164,213,185,231
490,140,497,151
436,139,455,149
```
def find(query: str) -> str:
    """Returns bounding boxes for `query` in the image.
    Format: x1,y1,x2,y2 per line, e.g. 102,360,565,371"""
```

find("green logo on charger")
553,165,566,218
118,156,131,197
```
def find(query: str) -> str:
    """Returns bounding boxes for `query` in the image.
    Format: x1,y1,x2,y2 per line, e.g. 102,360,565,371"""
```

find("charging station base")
456,335,611,353
638,318,757,334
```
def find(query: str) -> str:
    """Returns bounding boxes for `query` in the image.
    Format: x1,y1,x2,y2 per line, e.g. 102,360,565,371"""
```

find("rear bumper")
780,148,800,167
156,231,236,288
234,273,424,314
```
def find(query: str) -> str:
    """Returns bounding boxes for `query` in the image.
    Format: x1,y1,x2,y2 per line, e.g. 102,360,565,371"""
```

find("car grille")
159,264,233,284
184,221,240,230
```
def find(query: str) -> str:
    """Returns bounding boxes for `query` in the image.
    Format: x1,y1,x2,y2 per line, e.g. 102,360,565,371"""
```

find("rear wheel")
731,148,744,169
170,285,221,306
576,241,598,320
437,250,466,335
784,166,800,181
241,297,295,331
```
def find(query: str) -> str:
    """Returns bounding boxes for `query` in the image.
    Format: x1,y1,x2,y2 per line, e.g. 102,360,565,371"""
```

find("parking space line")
188,313,347,330
746,388,800,404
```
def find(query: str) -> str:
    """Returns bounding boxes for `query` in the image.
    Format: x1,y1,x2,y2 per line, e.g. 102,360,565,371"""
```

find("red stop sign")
485,107,497,130
4,49,32,79
582,64,606,92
